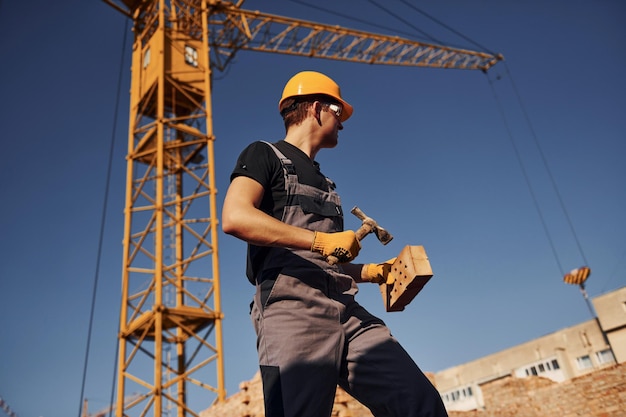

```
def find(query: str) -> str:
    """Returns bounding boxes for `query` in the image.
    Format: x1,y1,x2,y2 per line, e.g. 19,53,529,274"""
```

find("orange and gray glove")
362,258,397,284
311,230,361,263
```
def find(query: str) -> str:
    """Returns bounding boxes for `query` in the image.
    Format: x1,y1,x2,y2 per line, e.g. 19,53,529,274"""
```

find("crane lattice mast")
103,1,502,416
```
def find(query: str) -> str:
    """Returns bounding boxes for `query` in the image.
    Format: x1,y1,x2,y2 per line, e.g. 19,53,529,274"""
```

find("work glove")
311,230,361,263
362,258,397,284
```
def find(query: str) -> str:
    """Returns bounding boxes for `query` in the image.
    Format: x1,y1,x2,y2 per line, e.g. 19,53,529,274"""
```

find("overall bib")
250,142,448,417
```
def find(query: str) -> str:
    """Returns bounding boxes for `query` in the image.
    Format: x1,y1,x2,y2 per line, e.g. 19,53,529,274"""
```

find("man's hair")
279,94,337,132
280,98,312,132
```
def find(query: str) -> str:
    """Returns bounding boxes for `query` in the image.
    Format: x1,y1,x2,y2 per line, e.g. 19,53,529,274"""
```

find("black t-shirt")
230,140,333,218
230,140,336,282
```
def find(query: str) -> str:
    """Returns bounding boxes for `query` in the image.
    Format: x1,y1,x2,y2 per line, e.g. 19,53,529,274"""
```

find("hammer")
327,206,393,265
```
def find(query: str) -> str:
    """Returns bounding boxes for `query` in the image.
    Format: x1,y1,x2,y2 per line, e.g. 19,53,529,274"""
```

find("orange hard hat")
278,71,353,122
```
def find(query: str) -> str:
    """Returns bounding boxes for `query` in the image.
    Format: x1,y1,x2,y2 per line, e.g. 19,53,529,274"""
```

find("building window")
442,385,474,404
519,358,562,379
596,349,615,364
576,355,593,370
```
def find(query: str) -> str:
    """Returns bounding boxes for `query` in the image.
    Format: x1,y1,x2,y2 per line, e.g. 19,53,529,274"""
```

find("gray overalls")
250,142,448,417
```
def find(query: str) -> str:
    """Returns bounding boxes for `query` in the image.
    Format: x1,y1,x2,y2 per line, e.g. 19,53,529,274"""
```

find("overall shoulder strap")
260,141,297,176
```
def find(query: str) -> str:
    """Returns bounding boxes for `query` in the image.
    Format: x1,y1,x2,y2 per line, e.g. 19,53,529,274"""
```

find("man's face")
319,102,344,148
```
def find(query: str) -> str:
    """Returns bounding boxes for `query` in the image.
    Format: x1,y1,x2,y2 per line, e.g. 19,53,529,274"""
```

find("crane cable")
369,0,590,277
321,0,591,277
77,17,128,417
364,0,444,45
487,62,590,274
396,0,497,55
288,0,494,52
286,0,434,44
484,69,566,276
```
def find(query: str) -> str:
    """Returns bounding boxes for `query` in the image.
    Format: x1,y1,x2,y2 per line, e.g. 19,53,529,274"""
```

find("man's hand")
311,231,361,263
362,258,397,284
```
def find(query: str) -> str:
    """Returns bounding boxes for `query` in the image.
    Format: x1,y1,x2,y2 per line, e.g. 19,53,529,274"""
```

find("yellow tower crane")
102,1,502,416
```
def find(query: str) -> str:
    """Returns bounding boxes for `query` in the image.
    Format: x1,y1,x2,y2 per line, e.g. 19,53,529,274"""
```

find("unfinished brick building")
201,286,626,416
200,362,626,417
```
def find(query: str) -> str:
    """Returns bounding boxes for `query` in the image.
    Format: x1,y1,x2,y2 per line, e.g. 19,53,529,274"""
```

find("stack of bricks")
447,362,626,417
199,372,375,417
201,364,626,417
200,372,265,417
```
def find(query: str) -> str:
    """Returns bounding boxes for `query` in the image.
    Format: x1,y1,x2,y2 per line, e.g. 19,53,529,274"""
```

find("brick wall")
448,362,626,417
200,363,626,417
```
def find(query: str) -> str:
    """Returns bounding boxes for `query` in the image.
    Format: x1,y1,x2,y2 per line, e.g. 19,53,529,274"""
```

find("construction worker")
222,70,448,417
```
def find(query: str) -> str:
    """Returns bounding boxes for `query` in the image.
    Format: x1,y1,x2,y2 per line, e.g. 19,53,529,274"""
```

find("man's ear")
312,101,323,125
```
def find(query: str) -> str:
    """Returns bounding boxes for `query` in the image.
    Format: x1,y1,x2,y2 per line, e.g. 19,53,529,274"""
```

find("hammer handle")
326,224,372,265
350,206,367,221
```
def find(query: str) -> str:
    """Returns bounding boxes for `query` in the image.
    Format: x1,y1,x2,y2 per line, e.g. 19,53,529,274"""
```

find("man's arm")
341,263,367,283
223,175,361,263
222,175,315,249
342,259,397,284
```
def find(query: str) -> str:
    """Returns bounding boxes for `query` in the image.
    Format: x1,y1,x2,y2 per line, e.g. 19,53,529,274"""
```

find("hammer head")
374,224,393,245
351,206,393,245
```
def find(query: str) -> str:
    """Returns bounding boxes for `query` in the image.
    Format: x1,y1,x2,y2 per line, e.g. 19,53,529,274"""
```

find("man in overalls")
222,71,448,417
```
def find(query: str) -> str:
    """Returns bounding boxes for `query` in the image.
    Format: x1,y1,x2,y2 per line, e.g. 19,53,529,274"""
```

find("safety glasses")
322,102,342,119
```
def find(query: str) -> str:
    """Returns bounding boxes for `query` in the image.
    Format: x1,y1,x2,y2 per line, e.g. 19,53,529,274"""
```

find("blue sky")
1,1,625,416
